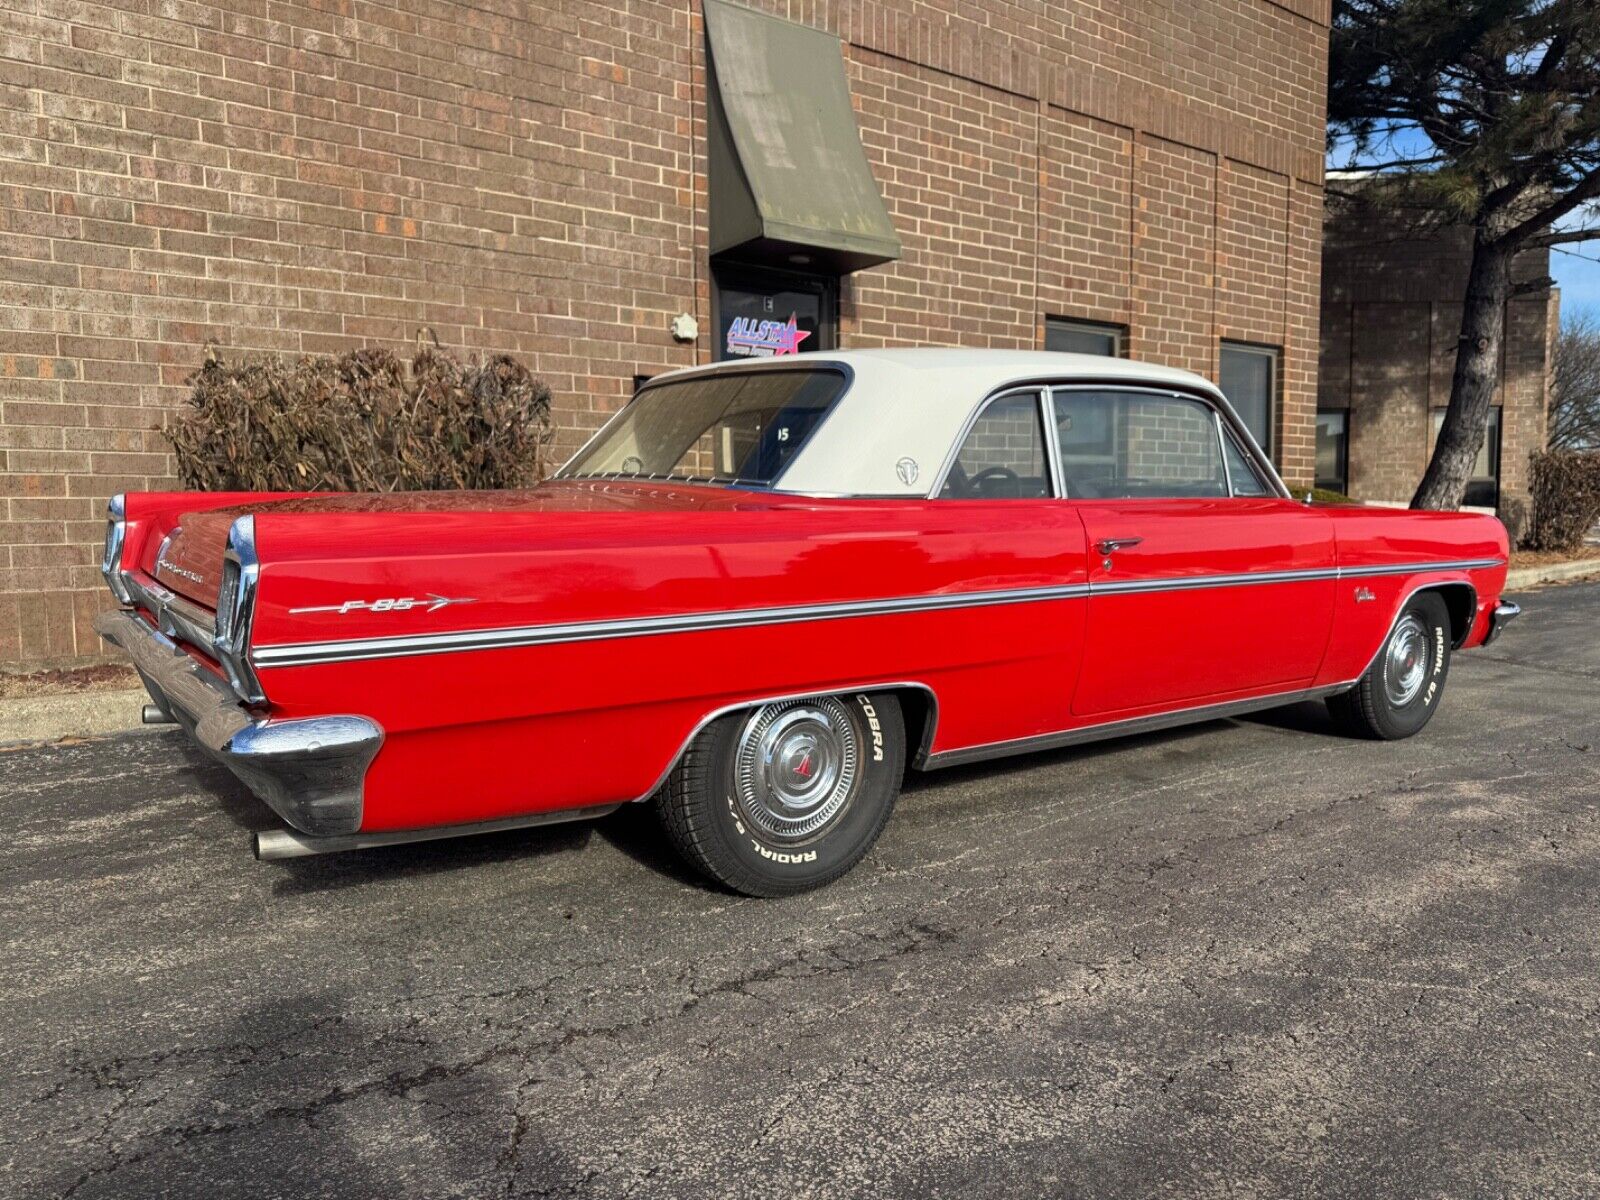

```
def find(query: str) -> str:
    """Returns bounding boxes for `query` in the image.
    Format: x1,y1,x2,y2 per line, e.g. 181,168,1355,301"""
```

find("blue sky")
1551,247,1600,321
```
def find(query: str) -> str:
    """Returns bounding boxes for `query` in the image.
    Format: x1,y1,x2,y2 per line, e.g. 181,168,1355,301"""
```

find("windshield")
561,368,847,487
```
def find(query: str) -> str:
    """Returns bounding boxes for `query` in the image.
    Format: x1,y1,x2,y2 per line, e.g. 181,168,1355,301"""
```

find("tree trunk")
1412,234,1512,510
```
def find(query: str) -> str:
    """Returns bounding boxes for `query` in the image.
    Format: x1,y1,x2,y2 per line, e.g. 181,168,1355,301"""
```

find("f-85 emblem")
290,593,477,616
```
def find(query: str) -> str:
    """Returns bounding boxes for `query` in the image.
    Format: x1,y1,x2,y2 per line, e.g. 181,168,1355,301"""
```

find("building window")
1219,342,1278,457
1315,409,1349,495
1045,318,1124,357
1430,407,1501,508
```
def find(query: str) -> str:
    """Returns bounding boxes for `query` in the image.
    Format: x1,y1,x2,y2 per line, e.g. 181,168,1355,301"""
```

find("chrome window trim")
1038,389,1066,498
927,386,1055,501
1040,382,1288,502
250,558,1504,669
1215,410,1235,496
554,360,856,492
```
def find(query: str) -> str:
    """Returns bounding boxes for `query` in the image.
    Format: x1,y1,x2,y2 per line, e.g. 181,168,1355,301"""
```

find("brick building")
0,0,1330,668
1319,193,1555,530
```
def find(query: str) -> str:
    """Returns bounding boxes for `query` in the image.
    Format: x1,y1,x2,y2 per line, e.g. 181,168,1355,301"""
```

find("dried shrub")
1525,450,1600,552
167,340,553,492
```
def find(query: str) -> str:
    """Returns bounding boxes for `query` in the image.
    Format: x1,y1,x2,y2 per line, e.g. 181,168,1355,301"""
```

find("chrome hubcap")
733,698,860,842
1383,614,1430,707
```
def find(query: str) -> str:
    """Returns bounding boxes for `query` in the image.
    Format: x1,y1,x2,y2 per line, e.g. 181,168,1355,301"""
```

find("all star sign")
725,312,812,357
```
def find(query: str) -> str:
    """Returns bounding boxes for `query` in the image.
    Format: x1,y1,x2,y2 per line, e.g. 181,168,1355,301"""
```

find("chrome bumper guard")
1483,600,1521,647
95,610,382,837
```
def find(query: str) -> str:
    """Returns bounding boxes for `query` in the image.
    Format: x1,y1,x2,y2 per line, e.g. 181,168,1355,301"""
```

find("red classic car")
97,349,1518,895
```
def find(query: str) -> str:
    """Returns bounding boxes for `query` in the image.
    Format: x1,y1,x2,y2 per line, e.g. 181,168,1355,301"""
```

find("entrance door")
1052,387,1337,717
713,266,836,362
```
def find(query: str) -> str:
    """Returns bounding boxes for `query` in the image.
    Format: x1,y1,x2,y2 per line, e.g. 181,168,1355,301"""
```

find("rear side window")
938,392,1051,499
1051,390,1228,499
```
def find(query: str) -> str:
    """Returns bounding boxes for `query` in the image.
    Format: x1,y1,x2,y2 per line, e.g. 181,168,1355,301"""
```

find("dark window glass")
1220,343,1277,455
938,393,1050,499
1430,407,1501,508
1051,390,1228,500
1315,409,1349,494
563,369,846,487
1045,319,1123,357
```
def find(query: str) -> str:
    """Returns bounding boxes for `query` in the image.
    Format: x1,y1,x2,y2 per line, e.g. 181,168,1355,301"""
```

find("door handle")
1096,537,1143,555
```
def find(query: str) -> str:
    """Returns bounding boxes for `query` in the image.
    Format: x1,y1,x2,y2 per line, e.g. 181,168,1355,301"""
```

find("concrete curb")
1505,559,1600,591
0,688,150,748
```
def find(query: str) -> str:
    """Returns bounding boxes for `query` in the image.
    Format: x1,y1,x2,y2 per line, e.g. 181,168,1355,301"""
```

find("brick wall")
1321,196,1552,526
0,0,1328,667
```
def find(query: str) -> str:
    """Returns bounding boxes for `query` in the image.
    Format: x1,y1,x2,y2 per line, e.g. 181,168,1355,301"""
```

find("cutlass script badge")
290,594,477,616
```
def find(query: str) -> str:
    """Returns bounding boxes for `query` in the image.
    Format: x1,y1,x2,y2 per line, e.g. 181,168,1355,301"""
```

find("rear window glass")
562,369,846,487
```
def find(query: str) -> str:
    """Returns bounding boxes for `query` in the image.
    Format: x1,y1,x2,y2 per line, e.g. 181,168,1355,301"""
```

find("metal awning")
703,0,901,275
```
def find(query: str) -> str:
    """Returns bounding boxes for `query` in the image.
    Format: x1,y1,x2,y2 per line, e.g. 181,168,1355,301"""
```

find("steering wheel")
969,465,1022,496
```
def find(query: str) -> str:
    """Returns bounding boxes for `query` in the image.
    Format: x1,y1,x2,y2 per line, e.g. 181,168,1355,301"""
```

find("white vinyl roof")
644,348,1240,497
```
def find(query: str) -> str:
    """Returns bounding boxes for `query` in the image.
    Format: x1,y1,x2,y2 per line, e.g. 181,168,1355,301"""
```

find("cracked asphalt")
2,582,1598,1199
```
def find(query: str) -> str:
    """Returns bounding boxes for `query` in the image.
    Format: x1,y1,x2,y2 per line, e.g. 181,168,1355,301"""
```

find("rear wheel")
1327,591,1452,740
655,692,905,897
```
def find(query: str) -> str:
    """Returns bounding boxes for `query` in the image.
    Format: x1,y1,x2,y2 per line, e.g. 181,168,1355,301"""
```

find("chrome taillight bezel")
213,514,266,705
100,494,133,604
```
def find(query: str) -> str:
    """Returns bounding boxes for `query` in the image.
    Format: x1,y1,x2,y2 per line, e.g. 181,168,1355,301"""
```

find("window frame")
929,380,1289,501
1044,318,1126,358
1219,341,1280,459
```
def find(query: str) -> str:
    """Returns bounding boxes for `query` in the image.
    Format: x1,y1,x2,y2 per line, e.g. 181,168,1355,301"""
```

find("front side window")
1051,390,1228,499
937,392,1051,499
562,369,846,487
1220,342,1278,456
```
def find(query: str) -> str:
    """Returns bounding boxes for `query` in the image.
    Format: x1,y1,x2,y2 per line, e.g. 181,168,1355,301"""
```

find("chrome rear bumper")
95,610,382,836
1483,600,1522,646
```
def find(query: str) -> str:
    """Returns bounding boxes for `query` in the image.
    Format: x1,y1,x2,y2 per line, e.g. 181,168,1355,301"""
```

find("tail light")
101,494,133,604
213,515,266,705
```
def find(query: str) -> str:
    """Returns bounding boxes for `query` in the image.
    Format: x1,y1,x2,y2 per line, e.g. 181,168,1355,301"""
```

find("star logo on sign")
772,313,811,356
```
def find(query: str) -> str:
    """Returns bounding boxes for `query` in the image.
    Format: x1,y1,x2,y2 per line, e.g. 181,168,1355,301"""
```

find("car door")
1053,386,1337,718
931,386,1090,739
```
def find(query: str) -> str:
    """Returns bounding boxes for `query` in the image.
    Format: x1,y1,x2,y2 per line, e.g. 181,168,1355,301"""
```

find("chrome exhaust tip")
141,704,176,725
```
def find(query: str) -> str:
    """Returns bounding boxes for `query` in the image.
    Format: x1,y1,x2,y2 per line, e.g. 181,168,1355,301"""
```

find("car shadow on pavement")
592,803,723,892
263,825,603,898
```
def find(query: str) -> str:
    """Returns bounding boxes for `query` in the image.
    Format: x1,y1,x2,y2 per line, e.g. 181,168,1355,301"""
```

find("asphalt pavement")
3,583,1598,1199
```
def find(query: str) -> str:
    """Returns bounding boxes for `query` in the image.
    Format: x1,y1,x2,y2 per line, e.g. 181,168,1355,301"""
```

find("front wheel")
655,692,905,897
1327,591,1452,740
